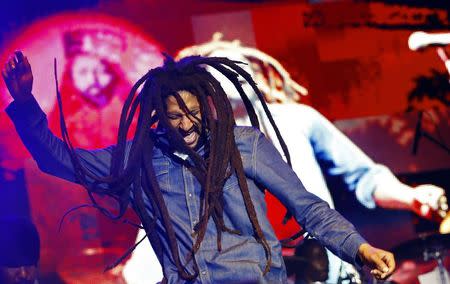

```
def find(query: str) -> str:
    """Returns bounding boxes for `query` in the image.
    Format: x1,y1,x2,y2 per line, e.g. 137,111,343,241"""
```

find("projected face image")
71,54,113,102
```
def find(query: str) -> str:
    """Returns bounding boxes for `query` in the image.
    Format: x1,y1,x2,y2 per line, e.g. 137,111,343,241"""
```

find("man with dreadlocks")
3,51,394,283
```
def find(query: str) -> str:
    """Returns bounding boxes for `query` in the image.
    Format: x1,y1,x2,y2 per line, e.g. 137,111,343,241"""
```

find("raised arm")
2,51,33,103
2,51,114,186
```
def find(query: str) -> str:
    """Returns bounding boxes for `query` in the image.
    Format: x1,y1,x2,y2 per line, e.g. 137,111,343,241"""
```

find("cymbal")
392,232,450,261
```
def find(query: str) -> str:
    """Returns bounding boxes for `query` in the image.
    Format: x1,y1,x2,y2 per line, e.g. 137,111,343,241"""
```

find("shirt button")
188,193,192,198
201,271,207,275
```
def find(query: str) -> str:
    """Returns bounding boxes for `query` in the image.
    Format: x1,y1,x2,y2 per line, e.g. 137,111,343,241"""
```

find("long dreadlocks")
177,34,310,235
55,55,291,281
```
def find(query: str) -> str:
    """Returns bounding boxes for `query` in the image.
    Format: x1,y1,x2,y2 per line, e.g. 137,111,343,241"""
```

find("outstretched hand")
358,243,395,280
411,184,447,220
2,51,33,103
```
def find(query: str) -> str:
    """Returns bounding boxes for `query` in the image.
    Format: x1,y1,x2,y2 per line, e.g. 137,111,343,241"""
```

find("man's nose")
179,114,193,130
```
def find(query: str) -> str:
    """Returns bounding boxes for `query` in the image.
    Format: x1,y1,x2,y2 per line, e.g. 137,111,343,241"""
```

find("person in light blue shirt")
3,51,394,283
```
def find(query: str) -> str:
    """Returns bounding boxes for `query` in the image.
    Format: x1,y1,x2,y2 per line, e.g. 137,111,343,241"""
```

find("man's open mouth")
180,127,198,145
183,131,197,144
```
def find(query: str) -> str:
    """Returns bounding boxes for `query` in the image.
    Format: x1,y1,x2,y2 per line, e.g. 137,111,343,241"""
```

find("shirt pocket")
152,160,170,191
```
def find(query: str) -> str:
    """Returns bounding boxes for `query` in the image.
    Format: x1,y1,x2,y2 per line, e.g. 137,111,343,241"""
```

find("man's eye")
190,110,199,116
167,115,180,120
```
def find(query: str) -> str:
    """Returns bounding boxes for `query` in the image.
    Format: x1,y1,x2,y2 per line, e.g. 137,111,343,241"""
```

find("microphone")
408,31,450,51
412,111,423,155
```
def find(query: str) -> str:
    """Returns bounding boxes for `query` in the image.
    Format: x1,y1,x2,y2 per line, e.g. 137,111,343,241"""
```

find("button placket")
182,167,211,283
183,167,199,234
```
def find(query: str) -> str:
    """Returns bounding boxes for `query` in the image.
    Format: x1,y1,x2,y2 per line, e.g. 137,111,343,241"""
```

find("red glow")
0,13,165,280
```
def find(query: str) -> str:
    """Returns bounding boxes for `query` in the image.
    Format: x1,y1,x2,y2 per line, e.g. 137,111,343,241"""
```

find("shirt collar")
152,128,208,160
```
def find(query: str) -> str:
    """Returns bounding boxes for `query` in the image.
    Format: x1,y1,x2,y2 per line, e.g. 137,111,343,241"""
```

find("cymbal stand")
424,244,448,284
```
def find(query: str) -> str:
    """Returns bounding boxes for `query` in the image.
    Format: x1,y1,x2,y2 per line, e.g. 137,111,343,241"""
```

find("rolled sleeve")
355,165,391,209
306,106,382,209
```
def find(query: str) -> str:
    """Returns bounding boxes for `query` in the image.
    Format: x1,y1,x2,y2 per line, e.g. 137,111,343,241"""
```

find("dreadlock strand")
111,71,152,176
212,57,292,167
199,72,247,239
203,62,260,129
141,137,198,280
194,73,238,251
187,56,291,167
230,145,272,275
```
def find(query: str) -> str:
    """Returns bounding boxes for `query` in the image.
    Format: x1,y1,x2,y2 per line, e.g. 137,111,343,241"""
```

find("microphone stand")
424,244,448,284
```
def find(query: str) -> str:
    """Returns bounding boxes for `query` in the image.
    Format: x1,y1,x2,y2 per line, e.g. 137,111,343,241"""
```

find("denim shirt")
7,97,367,284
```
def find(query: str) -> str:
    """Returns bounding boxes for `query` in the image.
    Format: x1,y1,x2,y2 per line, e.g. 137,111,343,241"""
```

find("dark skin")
2,51,33,103
2,51,396,281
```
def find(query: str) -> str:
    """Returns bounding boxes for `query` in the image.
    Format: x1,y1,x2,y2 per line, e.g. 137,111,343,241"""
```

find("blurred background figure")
0,217,40,284
49,28,130,147
284,238,329,284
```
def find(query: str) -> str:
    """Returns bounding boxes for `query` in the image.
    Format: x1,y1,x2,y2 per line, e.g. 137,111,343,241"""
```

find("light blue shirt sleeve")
304,105,394,209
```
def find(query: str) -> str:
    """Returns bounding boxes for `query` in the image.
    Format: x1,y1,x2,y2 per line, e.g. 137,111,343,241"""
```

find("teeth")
184,132,196,144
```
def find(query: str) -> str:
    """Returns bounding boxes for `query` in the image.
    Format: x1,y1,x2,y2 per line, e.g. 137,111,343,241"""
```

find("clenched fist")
358,243,395,280
2,51,33,103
